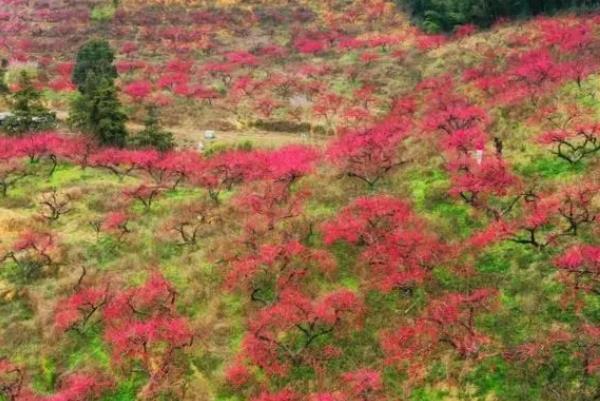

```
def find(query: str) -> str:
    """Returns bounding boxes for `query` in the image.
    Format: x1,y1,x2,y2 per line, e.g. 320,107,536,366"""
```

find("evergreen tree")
2,71,56,135
130,104,175,152
72,39,117,92
69,75,128,147
69,40,128,147
12,71,44,114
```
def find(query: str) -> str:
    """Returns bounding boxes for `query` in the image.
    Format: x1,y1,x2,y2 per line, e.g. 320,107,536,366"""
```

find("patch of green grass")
432,266,463,290
30,356,58,394
516,154,586,179
406,168,449,209
430,201,477,237
67,328,111,370
47,164,87,186
476,242,516,274
583,294,600,323
1,259,46,285
100,374,146,401
410,386,450,401
84,236,123,267
465,356,509,400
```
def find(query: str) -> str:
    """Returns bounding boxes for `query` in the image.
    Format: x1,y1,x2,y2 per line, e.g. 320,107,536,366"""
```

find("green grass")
516,154,587,179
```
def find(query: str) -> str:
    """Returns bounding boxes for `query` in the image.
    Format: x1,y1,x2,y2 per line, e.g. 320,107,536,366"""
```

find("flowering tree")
0,358,23,401
326,119,410,188
3,370,112,401
322,196,443,292
55,273,193,398
55,286,109,333
341,369,384,401
537,123,600,164
381,289,497,380
123,183,163,212
1,230,56,279
242,288,363,376
226,240,335,304
554,245,600,298
123,80,153,101
102,211,131,239
509,184,599,249
447,154,521,219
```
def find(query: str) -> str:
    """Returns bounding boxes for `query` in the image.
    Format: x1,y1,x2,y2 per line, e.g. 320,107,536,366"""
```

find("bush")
91,4,116,23
2,112,56,136
251,119,311,133
129,105,174,152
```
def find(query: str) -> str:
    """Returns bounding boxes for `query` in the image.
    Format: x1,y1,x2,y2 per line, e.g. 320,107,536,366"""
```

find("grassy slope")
1,2,600,401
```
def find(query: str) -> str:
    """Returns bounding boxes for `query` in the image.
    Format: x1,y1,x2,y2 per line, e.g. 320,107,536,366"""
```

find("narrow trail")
55,111,329,148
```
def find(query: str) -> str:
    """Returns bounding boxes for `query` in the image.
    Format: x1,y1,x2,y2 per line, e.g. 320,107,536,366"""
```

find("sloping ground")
1,2,600,401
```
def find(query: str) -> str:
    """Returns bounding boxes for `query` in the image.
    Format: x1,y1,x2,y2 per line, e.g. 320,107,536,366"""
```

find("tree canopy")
400,0,600,32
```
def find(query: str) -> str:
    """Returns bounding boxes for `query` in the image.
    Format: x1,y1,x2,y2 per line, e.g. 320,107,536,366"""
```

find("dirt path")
55,111,329,148
130,122,328,148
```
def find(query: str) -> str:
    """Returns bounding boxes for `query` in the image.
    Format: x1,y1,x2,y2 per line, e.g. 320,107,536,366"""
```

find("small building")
204,130,216,140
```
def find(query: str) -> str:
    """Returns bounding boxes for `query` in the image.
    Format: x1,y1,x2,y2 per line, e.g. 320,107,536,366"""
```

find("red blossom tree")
326,119,410,188
322,196,443,292
54,269,194,391
381,289,497,379
242,288,363,376
123,80,153,101
98,273,194,397
537,123,600,164
447,154,521,219
55,286,109,333
1,230,56,276
123,183,163,212
0,358,24,401
226,240,335,304
554,244,600,297
341,369,384,401
509,184,599,249
102,211,131,239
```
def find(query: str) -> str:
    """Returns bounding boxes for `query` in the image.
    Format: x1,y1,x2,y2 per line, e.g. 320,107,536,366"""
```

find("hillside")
0,1,600,401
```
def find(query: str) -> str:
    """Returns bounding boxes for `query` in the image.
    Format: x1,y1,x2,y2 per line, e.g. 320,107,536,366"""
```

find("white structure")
204,130,216,140
289,94,311,109
473,149,484,165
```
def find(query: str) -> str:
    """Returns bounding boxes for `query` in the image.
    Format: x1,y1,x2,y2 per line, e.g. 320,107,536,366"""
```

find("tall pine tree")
69,40,127,147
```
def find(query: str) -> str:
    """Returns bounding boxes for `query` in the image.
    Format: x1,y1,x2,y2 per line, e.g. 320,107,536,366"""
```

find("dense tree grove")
1,0,600,400
400,0,600,31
